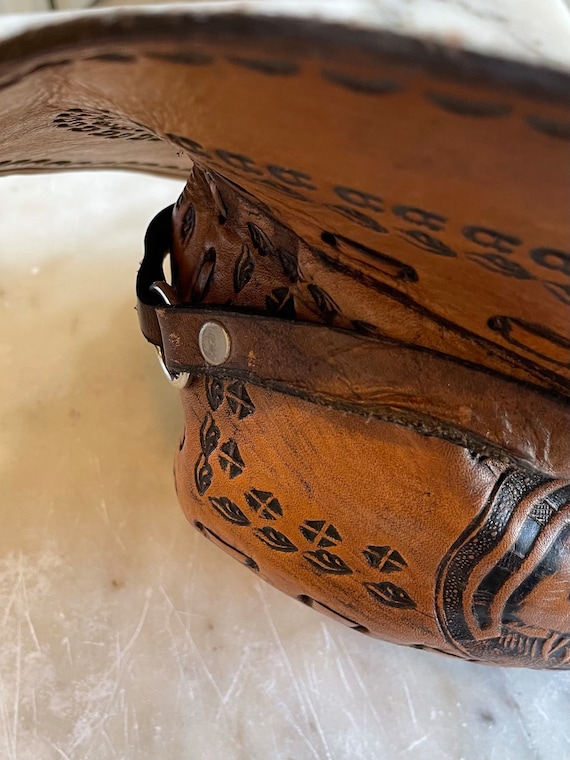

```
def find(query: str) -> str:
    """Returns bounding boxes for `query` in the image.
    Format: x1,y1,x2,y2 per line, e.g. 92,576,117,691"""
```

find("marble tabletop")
0,3,569,759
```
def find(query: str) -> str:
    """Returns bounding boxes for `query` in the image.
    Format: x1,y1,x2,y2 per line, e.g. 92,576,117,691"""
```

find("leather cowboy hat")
0,4,569,668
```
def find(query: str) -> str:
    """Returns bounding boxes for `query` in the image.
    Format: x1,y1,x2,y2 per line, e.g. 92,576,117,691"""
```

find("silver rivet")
199,321,231,366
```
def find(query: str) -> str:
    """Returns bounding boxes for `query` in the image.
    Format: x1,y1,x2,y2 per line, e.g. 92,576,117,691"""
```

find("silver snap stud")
199,321,231,366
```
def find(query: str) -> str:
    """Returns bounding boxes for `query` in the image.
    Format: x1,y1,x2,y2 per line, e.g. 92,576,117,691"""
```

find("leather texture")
140,167,570,669
0,8,568,667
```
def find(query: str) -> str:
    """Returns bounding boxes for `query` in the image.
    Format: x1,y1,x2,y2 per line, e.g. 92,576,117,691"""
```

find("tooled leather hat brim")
0,7,568,402
0,6,568,667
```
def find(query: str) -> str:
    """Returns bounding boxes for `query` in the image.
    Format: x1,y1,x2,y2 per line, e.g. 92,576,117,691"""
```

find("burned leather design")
0,8,567,667
166,166,570,669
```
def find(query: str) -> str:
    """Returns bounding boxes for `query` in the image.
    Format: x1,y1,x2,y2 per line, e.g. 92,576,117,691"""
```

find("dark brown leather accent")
0,8,568,667
154,306,570,479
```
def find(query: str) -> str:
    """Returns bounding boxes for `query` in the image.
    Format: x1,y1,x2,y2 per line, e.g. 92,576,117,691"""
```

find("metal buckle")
149,281,191,390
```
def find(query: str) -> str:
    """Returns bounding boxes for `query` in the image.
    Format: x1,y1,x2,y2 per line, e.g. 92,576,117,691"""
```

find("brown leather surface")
0,9,568,666
160,167,570,669
143,169,570,482
156,303,570,477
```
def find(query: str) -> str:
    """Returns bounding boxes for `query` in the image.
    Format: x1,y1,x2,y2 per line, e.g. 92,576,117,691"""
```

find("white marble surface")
0,2,569,759
0,170,569,760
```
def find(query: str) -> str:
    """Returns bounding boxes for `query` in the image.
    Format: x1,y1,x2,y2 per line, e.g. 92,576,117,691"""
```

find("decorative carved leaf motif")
363,546,407,573
401,229,456,258
329,204,388,233
265,287,296,320
307,284,340,322
219,439,245,479
322,70,401,95
247,222,275,257
254,527,298,553
228,56,299,76
526,115,570,141
304,550,353,575
364,581,417,610
545,281,570,306
233,243,255,294
191,246,216,304
200,413,220,457
226,382,255,419
245,490,283,520
209,496,250,526
468,253,533,280
53,109,158,141
276,247,299,282
194,454,213,496
351,319,378,336
205,376,225,411
181,204,196,242
300,521,342,547
427,92,512,118
205,171,227,222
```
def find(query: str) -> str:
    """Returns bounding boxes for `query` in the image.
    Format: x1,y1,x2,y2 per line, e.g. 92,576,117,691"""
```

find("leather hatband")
137,206,570,480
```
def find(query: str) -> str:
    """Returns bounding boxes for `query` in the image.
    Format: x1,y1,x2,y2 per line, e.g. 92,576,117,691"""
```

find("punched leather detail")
137,167,570,669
